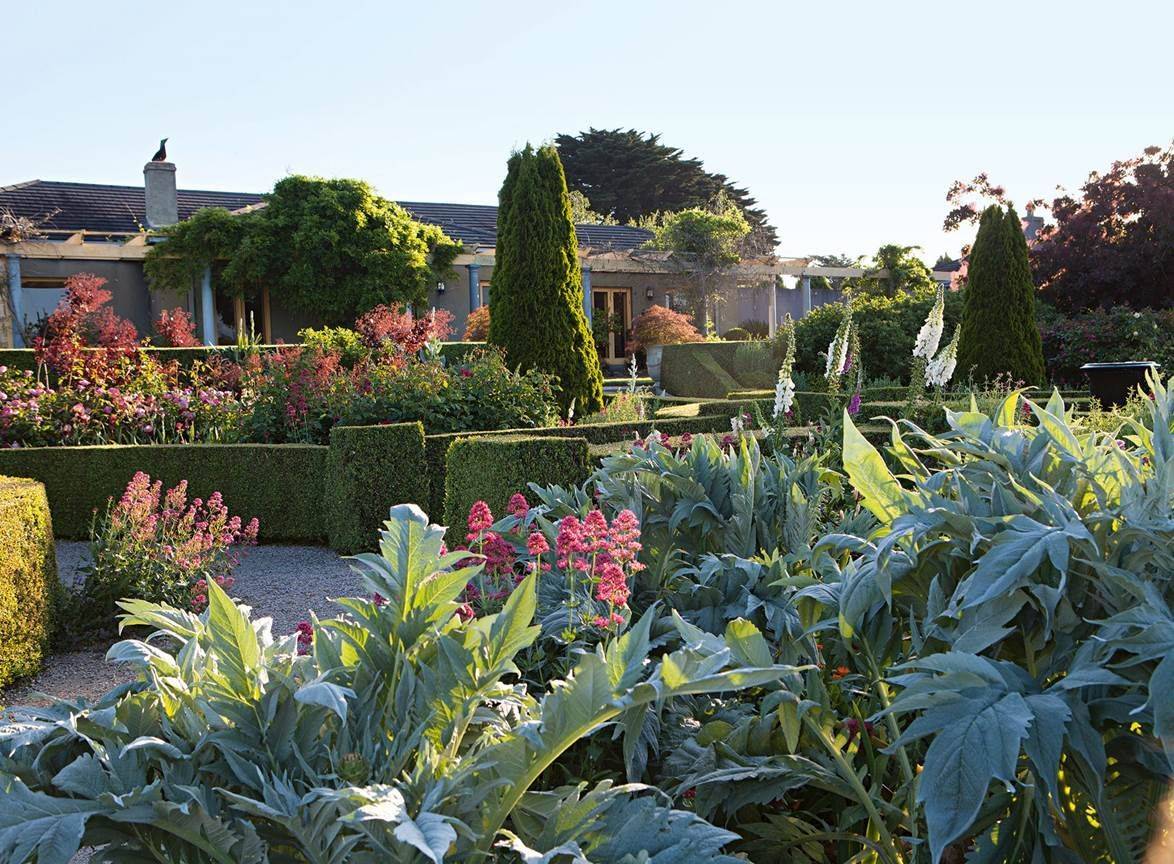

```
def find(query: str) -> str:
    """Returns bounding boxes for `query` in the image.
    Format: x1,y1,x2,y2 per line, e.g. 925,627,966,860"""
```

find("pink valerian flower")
467,500,494,537
93,472,258,613
454,496,643,633
507,493,529,519
594,562,630,606
591,611,626,630
295,620,314,655
526,530,550,557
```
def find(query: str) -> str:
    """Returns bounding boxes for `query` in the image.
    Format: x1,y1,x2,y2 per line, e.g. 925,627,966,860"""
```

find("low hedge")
0,444,328,541
423,415,736,518
0,476,59,689
443,435,590,540
324,423,428,553
437,342,486,365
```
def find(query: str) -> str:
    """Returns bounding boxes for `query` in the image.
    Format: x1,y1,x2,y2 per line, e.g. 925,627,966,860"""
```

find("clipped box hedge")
0,444,328,542
443,435,590,539
0,476,60,689
324,422,428,553
660,342,747,399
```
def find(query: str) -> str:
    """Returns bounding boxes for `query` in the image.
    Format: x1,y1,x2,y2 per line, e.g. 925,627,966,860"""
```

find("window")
20,278,68,326
479,282,491,306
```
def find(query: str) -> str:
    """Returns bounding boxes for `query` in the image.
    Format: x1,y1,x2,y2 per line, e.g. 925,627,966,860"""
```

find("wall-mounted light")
436,281,446,295
645,287,654,300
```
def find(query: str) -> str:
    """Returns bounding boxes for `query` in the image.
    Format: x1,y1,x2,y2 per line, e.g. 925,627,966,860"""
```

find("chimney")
143,161,178,228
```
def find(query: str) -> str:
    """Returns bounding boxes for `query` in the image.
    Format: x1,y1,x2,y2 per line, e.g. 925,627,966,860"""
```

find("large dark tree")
956,205,1046,385
1032,144,1173,311
488,145,603,415
555,128,778,253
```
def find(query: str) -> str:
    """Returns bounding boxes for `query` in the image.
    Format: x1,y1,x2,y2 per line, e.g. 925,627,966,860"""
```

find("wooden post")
767,278,778,337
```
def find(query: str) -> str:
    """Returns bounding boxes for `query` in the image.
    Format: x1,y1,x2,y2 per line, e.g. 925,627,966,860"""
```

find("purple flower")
847,392,862,416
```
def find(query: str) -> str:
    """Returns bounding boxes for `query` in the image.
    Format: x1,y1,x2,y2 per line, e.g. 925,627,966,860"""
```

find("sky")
4,0,1171,263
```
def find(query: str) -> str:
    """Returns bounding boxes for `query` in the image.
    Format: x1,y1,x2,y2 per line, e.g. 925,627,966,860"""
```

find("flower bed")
0,274,554,449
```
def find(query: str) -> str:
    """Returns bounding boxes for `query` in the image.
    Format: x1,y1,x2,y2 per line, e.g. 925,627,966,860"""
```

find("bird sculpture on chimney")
151,138,169,162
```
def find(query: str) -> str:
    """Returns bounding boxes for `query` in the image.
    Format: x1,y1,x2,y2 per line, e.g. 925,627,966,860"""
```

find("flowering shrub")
1,306,557,446
354,304,453,354
64,472,258,637
463,304,491,340
33,273,140,385
629,305,703,351
1038,304,1174,385
246,346,557,444
152,308,200,347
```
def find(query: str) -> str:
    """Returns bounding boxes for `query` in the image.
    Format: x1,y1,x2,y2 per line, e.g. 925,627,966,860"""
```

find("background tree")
956,205,1045,385
638,193,752,330
146,176,461,324
841,244,937,298
488,145,603,415
555,127,777,253
567,190,617,225
1032,143,1173,311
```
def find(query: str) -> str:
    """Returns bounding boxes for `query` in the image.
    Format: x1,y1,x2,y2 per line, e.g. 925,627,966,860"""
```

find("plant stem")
803,713,905,864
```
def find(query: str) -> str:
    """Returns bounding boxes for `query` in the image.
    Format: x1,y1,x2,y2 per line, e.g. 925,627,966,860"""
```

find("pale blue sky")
5,0,1171,261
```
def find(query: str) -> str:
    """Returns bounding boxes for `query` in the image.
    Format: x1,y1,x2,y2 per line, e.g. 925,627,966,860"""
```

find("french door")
591,287,631,365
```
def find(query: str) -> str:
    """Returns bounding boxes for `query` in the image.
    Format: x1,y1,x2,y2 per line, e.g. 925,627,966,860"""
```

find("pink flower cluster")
556,509,642,620
452,496,643,636
89,472,259,612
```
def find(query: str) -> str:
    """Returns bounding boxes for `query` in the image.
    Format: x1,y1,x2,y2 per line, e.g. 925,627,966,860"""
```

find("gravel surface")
0,542,364,711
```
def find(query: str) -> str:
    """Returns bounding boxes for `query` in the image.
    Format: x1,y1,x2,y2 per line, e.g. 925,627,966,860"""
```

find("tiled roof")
0,180,263,234
0,180,653,251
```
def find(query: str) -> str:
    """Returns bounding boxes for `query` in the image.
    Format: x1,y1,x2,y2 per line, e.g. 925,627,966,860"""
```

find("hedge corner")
442,435,590,541
325,422,428,554
0,475,60,691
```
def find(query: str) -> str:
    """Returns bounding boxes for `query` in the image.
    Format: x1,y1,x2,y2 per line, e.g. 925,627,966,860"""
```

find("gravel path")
0,542,365,711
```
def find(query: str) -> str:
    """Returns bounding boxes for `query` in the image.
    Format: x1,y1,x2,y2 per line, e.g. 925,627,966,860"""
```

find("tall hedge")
324,423,428,554
443,435,590,541
488,145,603,415
0,476,59,689
956,205,1046,385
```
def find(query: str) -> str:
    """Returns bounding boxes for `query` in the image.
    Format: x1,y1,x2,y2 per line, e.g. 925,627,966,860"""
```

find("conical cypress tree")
956,204,1046,385
488,145,603,415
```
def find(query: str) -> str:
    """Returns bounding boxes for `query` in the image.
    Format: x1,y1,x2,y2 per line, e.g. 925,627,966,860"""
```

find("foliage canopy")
556,127,777,252
145,176,462,324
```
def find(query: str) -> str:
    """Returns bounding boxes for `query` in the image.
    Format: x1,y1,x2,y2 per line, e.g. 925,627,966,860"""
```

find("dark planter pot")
1080,361,1161,407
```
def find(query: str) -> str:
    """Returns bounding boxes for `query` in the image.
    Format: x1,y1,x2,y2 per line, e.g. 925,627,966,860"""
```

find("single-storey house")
0,158,790,363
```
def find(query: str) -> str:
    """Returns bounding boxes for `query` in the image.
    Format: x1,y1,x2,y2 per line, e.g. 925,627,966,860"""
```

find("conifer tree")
488,145,603,415
956,204,1046,385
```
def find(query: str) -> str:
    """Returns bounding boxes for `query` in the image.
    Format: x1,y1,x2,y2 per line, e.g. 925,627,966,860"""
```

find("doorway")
591,287,631,366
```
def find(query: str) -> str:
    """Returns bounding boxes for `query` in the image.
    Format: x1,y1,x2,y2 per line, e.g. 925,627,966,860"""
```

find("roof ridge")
16,179,265,197
0,180,39,193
